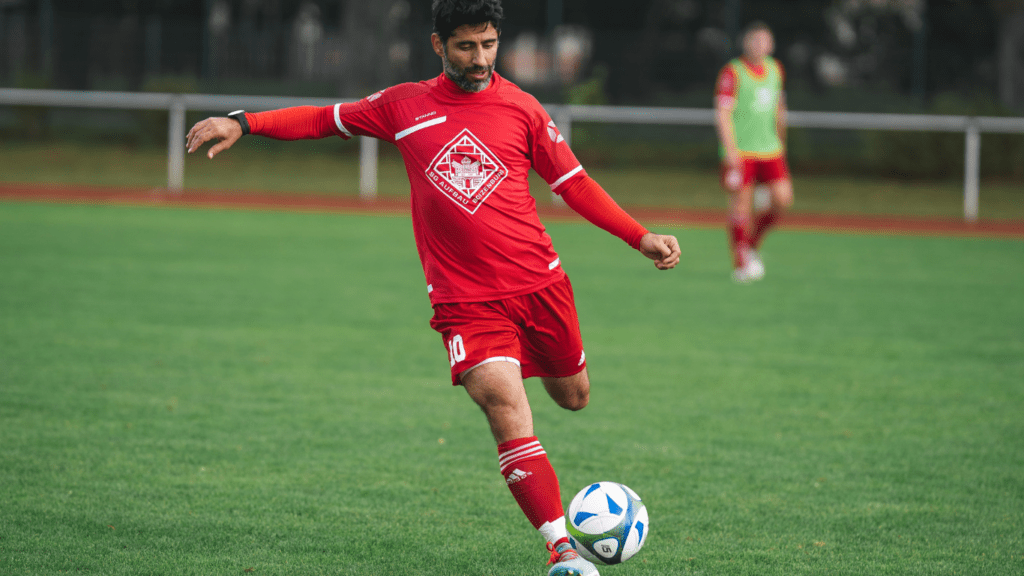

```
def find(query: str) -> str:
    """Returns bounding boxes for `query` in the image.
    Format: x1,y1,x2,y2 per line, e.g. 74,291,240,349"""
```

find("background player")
714,21,793,283
185,1,680,575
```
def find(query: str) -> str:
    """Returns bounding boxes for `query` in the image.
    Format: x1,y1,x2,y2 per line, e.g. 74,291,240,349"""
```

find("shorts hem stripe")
462,356,521,378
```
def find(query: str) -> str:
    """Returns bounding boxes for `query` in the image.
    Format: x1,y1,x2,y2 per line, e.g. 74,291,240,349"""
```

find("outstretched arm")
187,106,341,159
560,176,680,270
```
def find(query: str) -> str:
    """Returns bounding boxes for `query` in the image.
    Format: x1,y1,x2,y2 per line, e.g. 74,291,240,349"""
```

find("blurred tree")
339,0,411,96
994,0,1024,109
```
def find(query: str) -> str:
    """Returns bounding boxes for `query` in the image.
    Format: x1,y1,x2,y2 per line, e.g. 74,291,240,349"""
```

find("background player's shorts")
429,276,587,386
721,156,790,191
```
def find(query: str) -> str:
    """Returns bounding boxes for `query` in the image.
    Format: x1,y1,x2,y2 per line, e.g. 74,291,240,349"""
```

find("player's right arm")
713,65,741,170
187,95,398,159
186,105,343,158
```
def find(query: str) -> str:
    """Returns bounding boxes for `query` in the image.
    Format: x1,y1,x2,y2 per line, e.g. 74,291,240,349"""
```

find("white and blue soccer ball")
566,481,649,565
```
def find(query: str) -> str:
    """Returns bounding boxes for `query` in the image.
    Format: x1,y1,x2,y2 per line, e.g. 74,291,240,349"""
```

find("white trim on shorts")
461,356,521,379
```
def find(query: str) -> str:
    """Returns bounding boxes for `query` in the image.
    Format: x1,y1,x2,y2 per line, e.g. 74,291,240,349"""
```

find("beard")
442,46,494,93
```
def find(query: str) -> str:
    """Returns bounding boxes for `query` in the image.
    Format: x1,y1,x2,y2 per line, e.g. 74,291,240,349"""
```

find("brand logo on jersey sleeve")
425,128,509,214
547,121,564,143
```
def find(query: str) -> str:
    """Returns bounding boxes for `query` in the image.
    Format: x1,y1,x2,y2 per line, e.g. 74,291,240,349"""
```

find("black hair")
432,0,504,44
743,20,772,38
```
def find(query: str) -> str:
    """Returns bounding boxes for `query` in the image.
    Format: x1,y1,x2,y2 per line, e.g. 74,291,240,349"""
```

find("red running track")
2,182,1022,239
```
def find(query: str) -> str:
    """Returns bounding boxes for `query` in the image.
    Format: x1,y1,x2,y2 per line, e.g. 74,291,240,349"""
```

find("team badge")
425,128,509,214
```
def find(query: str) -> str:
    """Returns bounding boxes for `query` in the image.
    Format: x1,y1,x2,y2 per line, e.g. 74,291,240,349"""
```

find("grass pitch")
1,201,1022,575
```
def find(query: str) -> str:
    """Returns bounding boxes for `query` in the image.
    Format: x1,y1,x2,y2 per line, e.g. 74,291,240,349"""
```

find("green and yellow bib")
723,57,783,159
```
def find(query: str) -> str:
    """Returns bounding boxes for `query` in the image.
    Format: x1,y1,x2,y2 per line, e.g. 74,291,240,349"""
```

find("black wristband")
227,110,250,136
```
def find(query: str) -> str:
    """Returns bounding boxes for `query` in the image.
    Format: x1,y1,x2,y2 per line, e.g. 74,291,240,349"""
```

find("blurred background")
0,0,1022,216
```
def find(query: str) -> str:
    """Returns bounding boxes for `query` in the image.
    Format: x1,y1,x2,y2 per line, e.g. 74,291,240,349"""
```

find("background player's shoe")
547,541,599,576
732,252,765,283
745,248,765,278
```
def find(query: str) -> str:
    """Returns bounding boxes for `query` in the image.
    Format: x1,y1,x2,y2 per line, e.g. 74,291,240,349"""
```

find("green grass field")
1,201,1022,575
2,140,1022,220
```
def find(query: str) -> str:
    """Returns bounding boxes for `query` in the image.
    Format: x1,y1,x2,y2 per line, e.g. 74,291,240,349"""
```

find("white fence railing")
2,88,1023,221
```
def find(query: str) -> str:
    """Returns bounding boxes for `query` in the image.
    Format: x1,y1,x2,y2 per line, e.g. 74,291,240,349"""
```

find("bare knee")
561,386,589,411
543,372,590,411
771,180,794,210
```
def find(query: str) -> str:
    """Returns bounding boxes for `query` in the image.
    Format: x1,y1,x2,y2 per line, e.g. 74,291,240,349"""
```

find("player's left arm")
524,99,679,270
560,176,680,270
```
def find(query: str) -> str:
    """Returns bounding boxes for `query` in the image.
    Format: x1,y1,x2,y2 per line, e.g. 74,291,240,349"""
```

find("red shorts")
429,276,587,386
721,156,790,191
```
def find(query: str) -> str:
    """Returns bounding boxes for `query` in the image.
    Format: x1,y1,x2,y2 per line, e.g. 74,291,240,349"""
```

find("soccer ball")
566,481,649,565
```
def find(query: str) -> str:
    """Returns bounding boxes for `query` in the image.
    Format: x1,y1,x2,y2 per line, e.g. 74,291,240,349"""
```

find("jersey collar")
740,57,768,79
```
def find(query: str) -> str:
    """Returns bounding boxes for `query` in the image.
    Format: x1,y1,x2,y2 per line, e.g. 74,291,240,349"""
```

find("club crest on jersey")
425,128,508,214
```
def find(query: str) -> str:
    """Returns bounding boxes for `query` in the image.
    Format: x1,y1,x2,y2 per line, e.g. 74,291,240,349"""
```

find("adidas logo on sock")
505,468,532,485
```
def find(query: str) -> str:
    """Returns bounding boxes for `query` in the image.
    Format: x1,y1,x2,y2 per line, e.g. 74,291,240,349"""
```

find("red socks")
729,216,750,268
751,209,781,249
498,437,568,544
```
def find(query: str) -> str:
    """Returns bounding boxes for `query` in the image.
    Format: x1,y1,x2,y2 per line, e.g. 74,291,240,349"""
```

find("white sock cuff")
538,516,568,545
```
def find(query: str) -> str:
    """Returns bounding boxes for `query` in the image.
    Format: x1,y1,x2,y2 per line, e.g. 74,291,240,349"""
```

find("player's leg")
461,360,534,442
541,367,589,412
728,183,763,282
750,158,792,250
432,301,567,547
461,362,589,575
534,368,606,576
722,160,756,279
503,278,599,575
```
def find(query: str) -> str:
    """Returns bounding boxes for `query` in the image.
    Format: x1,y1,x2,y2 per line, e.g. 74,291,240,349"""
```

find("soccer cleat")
547,541,599,576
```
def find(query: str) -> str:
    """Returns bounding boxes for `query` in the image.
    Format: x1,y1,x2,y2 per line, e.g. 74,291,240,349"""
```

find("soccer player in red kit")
186,1,680,574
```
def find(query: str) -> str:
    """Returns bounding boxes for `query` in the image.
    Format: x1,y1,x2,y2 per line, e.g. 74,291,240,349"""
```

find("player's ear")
430,33,445,58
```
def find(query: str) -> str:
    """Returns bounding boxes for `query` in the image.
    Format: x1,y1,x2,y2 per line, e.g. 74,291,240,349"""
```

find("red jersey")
249,72,587,305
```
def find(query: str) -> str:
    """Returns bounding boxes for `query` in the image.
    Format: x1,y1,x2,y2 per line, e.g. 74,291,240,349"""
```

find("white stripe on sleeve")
333,103,353,138
549,165,584,191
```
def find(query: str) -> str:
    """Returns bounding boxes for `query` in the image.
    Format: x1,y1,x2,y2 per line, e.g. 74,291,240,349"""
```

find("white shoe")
745,248,765,278
732,250,765,283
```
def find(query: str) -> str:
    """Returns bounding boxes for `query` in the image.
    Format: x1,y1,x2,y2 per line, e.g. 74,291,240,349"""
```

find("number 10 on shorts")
447,335,466,367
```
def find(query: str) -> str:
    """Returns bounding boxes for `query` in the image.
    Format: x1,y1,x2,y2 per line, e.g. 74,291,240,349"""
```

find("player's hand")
186,117,243,159
638,233,680,270
722,149,743,192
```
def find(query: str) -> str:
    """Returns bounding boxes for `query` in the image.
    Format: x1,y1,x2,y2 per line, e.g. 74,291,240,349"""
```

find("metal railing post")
167,95,186,193
963,119,980,222
359,136,378,200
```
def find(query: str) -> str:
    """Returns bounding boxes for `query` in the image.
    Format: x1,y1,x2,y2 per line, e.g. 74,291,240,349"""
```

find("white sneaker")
732,251,765,283
745,248,765,279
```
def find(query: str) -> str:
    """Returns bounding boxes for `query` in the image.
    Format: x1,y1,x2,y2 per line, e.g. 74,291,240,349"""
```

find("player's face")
431,22,499,93
743,29,774,62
